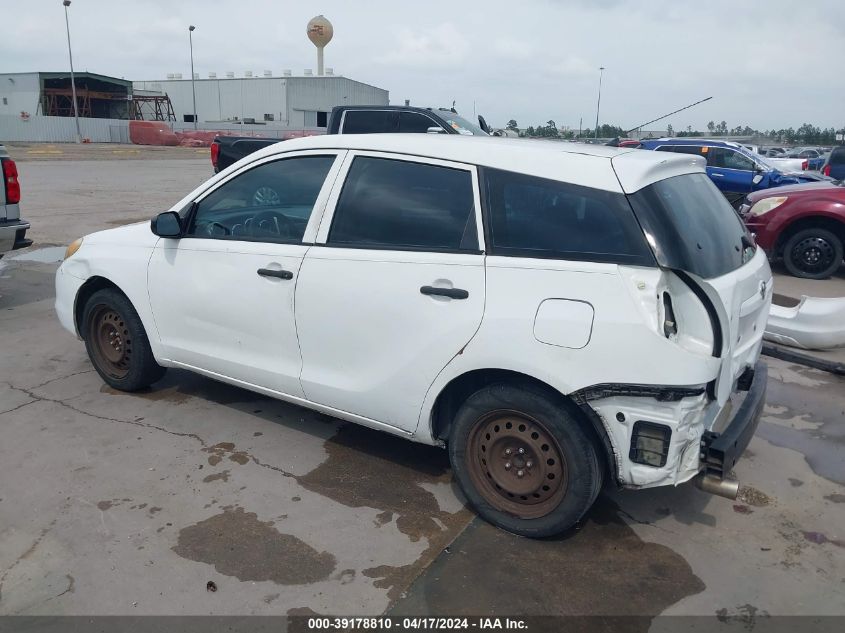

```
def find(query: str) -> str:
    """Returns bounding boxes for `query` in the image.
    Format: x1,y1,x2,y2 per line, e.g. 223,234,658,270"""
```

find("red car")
740,181,845,279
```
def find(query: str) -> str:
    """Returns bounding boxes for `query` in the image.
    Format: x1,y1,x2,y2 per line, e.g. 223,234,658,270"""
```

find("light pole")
188,25,197,129
62,0,81,143
594,66,605,140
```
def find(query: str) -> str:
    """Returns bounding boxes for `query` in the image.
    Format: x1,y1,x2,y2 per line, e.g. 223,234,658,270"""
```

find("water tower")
307,15,333,76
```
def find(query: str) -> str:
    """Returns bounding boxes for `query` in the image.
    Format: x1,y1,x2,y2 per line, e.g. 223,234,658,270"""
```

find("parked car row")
207,112,844,281
638,138,820,208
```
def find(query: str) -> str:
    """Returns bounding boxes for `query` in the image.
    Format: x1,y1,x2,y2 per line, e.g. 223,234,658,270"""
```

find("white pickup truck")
742,144,807,172
0,144,31,257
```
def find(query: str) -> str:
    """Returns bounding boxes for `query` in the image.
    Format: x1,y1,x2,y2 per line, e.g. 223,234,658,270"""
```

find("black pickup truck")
210,105,491,172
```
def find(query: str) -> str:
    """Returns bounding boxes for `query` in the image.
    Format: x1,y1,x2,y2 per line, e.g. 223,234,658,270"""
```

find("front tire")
82,288,166,391
448,383,602,537
783,227,843,279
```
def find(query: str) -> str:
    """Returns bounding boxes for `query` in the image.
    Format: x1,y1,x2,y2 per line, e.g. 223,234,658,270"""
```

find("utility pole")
189,25,198,129
62,0,81,143
594,66,605,140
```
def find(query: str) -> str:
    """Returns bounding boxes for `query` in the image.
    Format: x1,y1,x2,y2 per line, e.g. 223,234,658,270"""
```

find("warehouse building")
0,71,132,119
132,73,389,128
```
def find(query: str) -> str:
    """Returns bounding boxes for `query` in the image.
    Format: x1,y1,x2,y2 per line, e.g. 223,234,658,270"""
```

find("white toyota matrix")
56,134,772,536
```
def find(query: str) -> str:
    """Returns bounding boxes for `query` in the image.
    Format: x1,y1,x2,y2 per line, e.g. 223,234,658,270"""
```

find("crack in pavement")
30,369,96,390
5,379,301,480
0,400,37,416
0,516,60,606
4,382,208,447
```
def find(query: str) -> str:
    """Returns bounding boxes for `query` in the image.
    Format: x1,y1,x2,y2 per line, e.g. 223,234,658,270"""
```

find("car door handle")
257,268,293,280
420,285,469,300
711,172,725,177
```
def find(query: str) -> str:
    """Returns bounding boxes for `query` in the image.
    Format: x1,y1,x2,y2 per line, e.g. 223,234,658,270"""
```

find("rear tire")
783,227,843,279
82,288,166,391
448,382,602,538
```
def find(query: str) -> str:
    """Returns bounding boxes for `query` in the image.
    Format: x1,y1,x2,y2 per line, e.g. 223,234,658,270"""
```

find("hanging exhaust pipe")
694,473,740,499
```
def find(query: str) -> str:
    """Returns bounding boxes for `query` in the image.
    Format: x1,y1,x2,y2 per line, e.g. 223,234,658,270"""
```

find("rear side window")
329,157,478,251
341,110,399,134
482,168,654,265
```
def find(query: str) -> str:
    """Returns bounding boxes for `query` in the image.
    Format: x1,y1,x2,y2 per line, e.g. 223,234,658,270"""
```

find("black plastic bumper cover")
701,361,767,480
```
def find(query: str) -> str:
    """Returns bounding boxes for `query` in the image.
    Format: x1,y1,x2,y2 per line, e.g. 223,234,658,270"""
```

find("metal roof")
2,71,132,88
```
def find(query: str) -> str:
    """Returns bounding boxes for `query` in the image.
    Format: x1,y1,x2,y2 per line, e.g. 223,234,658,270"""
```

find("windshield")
441,112,488,136
627,173,752,279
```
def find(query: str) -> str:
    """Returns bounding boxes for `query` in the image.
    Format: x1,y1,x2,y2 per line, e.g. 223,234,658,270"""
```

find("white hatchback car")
56,134,772,537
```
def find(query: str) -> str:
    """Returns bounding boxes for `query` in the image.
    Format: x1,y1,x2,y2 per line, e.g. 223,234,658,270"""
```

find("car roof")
641,138,741,149
244,134,705,194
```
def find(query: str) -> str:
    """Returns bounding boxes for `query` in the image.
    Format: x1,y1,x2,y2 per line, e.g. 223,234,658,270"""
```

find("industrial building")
133,73,388,128
0,71,132,119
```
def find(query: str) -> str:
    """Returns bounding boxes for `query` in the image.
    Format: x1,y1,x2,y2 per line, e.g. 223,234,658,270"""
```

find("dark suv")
326,105,490,136
822,146,845,180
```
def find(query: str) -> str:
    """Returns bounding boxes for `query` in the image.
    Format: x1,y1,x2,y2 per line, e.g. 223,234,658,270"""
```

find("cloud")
374,23,470,68
2,0,844,130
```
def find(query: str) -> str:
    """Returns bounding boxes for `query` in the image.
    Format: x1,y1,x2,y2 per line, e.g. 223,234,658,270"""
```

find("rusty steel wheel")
87,305,132,380
466,410,568,519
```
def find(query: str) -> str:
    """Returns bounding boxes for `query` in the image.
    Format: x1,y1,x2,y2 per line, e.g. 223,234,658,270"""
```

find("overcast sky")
3,0,844,131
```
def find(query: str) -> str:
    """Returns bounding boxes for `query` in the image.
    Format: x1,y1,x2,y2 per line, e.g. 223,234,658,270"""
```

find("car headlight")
748,196,787,217
64,238,84,259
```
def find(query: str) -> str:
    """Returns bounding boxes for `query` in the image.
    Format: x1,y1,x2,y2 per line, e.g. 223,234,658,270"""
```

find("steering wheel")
253,186,281,207
203,221,231,236
250,210,294,238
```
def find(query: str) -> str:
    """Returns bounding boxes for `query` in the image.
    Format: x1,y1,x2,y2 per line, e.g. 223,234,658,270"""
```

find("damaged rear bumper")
580,361,767,491
695,361,767,498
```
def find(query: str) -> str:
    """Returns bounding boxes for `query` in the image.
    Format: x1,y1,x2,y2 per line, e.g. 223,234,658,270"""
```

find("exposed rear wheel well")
775,216,845,258
74,276,124,335
430,369,617,482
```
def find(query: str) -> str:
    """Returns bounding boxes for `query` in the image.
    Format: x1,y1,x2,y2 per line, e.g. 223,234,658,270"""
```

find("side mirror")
478,115,492,134
151,211,183,238
426,126,446,134
752,173,764,185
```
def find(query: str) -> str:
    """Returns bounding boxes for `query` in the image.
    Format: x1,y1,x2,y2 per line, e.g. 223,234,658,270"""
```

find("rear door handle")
257,268,293,280
420,285,469,300
711,172,725,177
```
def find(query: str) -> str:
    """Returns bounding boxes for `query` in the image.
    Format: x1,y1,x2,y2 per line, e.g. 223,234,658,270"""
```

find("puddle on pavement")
758,362,845,486
9,246,65,263
298,425,473,600
172,505,336,585
389,496,705,622
298,425,470,542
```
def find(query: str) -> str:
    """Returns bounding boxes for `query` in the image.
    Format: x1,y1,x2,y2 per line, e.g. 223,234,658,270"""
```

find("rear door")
705,148,755,206
295,152,485,432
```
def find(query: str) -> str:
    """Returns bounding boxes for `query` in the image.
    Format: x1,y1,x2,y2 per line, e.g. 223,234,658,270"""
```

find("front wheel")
82,288,166,391
783,228,843,279
448,383,602,537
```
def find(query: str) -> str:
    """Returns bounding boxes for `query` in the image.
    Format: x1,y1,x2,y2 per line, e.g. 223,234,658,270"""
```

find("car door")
147,150,345,397
294,152,486,433
399,111,444,133
705,147,755,206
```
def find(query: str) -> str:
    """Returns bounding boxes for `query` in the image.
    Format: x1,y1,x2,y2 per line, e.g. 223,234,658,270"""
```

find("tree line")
507,119,843,144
